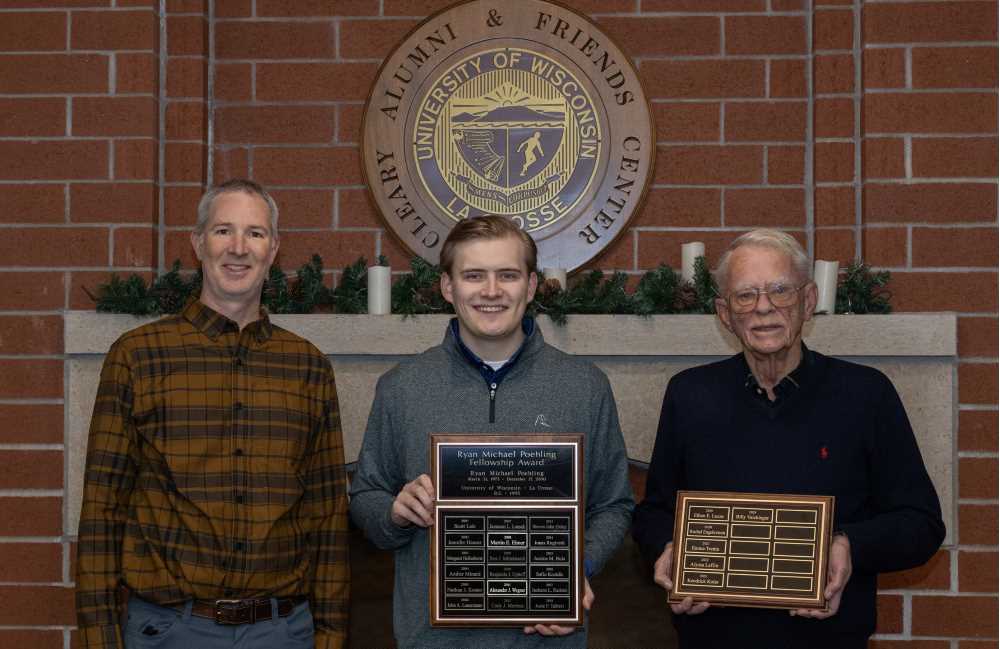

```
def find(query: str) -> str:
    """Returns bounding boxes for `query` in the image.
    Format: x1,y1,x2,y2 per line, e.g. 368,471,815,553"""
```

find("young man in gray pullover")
349,216,634,649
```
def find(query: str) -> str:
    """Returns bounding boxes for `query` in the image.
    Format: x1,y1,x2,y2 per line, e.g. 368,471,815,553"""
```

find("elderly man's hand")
791,533,852,619
653,542,710,616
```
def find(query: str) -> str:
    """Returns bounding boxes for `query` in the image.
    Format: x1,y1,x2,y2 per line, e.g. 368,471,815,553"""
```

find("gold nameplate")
669,491,835,609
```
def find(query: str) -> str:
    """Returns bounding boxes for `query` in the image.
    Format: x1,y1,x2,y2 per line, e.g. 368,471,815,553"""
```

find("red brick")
258,0,376,16
862,227,907,268
815,186,855,226
959,410,998,453
256,62,378,102
959,316,999,358
913,47,998,90
115,139,156,181
866,93,997,135
212,146,248,182
72,9,155,50
0,0,110,5
215,106,335,145
878,549,950,590
0,12,65,51
0,54,107,93
255,147,361,186
725,102,806,142
960,551,999,594
864,183,997,223
277,231,376,270
959,504,998,545
165,100,204,140
912,227,997,268
73,96,157,137
0,184,65,223
71,183,155,223
214,62,250,101
656,145,761,185
0,497,60,533
588,229,635,272
958,642,1000,649
0,315,62,354
600,0,760,9
339,18,418,59
870,642,950,649
815,141,854,183
768,146,804,184
163,231,197,268
913,595,998,637
815,98,854,138
770,59,807,99
338,104,364,144
0,404,62,444
960,457,998,500
960,363,998,405
270,189,333,229
0,630,63,649
165,142,206,183
0,585,74,625
875,594,903,634
216,21,333,59
167,57,205,98
387,0,634,13
377,228,414,270
164,185,202,227
641,60,765,99
0,451,61,489
864,48,906,89
214,0,251,17
726,16,805,55
913,138,998,179
814,9,853,51
726,188,804,227
814,54,854,94
0,227,108,266
167,15,205,56
0,273,65,310
653,102,719,142
863,138,905,179
597,16,719,57
637,230,750,270
114,226,156,267
888,272,997,312
166,0,204,11
634,188,720,228
814,228,855,266
771,0,805,9
117,52,156,94
338,188,380,229
864,2,997,44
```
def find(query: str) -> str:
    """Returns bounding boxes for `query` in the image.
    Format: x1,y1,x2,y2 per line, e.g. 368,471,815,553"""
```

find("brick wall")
0,1,994,647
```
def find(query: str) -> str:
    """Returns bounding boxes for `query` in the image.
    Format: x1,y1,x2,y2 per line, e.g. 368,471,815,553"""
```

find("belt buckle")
214,599,252,625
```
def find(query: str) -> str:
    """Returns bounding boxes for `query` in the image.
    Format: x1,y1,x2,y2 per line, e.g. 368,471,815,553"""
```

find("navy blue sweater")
633,349,945,648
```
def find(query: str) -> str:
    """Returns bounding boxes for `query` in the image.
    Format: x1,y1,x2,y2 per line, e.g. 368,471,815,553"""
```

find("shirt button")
235,494,244,504
234,542,244,551
234,448,244,456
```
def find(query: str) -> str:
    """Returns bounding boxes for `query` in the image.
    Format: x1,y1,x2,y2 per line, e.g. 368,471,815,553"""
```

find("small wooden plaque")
430,434,585,627
669,491,835,610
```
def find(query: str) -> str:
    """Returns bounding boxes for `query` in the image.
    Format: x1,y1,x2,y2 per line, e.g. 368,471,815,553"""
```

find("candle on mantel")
543,268,567,290
813,260,839,314
681,241,705,283
367,264,392,315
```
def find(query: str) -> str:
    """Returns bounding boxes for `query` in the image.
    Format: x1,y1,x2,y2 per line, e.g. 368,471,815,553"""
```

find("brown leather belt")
174,597,307,625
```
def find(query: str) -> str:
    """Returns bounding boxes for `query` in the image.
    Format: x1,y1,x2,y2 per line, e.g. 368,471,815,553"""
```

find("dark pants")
123,596,314,649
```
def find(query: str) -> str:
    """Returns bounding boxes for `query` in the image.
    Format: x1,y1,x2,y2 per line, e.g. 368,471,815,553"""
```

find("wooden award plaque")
669,491,835,610
429,434,585,627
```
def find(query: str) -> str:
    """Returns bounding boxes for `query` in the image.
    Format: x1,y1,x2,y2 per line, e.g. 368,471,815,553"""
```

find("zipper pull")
489,383,497,423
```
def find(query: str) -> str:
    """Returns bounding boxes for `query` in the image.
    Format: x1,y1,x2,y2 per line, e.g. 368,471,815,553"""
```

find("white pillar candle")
681,241,705,283
543,268,567,290
367,264,392,315
813,260,839,314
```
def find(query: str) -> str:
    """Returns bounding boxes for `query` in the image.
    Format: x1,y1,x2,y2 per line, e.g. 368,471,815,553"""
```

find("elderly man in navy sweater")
633,229,944,649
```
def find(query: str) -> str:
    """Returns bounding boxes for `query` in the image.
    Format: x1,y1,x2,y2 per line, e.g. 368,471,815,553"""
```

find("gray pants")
123,596,314,649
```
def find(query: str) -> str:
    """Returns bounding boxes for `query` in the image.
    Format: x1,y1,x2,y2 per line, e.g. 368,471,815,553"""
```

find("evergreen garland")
836,262,892,314
391,257,453,317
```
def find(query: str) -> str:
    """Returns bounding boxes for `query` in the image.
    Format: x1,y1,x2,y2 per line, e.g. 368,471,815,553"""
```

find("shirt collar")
743,343,813,405
449,316,536,385
182,299,273,343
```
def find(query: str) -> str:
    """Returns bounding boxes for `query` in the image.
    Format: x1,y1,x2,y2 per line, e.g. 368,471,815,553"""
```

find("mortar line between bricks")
0,537,62,542
805,0,815,261
852,0,862,262
860,41,998,49
207,0,216,187
865,88,998,95
157,0,168,275
957,451,999,458
0,489,63,496
0,444,63,450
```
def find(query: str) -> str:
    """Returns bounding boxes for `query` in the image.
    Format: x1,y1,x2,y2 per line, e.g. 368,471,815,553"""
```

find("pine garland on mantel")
89,255,891,321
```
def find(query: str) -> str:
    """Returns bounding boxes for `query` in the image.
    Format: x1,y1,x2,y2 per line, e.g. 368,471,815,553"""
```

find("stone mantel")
65,313,957,543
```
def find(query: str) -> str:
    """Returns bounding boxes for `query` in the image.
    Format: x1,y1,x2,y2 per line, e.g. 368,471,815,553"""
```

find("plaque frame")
430,434,585,627
669,491,835,610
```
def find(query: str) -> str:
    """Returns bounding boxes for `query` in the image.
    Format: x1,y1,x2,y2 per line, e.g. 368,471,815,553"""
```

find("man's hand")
654,542,710,616
791,533,852,619
390,474,435,528
523,578,593,636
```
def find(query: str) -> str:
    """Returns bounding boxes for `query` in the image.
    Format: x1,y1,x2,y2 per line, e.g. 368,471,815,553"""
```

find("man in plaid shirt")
76,179,349,649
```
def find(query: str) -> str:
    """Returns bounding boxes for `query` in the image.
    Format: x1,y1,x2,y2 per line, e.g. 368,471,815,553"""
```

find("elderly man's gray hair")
195,178,279,235
713,229,811,294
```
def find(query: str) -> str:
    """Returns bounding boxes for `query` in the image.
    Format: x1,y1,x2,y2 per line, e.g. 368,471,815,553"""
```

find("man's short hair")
714,228,811,294
195,178,279,235
439,216,538,276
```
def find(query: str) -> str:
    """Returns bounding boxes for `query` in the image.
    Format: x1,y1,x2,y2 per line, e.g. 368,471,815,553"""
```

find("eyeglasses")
726,283,806,313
